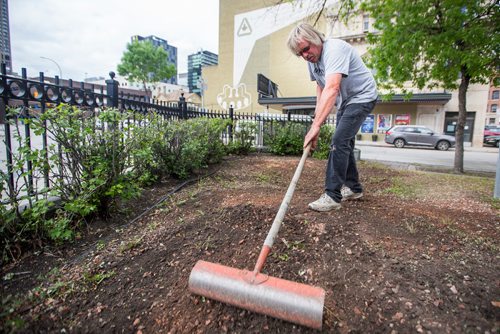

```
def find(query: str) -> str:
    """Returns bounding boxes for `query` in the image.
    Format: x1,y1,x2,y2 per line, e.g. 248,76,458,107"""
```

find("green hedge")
0,107,229,262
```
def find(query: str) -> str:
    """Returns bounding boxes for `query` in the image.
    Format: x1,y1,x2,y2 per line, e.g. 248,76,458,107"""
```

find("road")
356,142,499,173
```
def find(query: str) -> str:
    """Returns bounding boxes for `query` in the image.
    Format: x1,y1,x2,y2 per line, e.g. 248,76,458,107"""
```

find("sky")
9,0,219,81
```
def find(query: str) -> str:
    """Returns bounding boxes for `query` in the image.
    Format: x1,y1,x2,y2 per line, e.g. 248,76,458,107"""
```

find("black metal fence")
1,66,332,205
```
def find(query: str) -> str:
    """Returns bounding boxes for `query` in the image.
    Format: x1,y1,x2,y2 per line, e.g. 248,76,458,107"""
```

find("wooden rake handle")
253,143,312,275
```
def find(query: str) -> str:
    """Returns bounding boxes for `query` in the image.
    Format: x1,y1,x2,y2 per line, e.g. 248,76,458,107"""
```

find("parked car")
384,125,456,150
484,126,500,137
483,135,500,147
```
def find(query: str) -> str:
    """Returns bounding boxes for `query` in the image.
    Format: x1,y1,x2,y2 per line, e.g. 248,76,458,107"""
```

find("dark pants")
325,100,377,202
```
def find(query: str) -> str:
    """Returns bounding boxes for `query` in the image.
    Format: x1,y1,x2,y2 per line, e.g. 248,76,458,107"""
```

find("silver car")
384,125,456,151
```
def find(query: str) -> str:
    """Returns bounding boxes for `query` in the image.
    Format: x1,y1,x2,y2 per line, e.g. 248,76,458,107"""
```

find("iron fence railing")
1,66,334,206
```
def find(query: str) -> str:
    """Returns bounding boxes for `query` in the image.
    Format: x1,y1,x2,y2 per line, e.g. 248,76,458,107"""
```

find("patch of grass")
1,265,79,333
175,199,187,206
277,253,289,261
83,270,116,288
147,222,160,231
381,169,495,201
488,197,500,211
368,176,389,183
196,236,213,251
282,238,305,250
96,240,106,251
384,176,419,198
405,221,417,234
256,172,272,184
119,236,143,253
214,175,237,189
444,222,499,253
1,294,25,331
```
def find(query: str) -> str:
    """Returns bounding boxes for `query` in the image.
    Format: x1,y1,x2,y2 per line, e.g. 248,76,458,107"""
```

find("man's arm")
314,84,323,118
304,73,342,148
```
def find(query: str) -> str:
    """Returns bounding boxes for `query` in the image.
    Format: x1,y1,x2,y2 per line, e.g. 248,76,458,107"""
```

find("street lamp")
40,56,62,79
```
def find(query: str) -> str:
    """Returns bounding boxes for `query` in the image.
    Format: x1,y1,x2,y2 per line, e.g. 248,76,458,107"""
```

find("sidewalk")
356,140,499,153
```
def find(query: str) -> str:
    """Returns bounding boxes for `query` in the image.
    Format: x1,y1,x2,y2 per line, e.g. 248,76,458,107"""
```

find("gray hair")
287,22,325,55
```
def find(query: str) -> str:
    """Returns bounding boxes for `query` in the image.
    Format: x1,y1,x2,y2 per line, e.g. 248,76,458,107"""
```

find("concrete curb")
355,140,499,153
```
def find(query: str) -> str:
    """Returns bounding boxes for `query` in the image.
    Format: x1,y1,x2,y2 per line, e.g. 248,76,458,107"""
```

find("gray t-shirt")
308,39,377,109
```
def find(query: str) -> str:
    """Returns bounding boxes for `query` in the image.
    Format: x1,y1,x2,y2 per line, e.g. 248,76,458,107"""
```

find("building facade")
202,0,491,147
187,50,218,95
0,0,12,73
131,35,178,84
485,82,500,125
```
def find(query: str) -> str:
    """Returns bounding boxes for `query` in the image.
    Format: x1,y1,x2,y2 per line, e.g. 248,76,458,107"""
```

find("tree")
279,0,498,172
117,40,176,97
361,0,499,173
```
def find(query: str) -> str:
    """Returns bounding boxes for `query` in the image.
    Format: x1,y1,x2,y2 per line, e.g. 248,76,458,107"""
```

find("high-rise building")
131,35,177,84
0,0,12,73
188,50,218,94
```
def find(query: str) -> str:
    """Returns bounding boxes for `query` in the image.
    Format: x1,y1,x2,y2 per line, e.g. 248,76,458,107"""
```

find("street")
356,142,499,173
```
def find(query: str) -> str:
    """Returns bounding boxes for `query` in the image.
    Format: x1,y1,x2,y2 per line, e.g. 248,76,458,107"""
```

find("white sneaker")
341,187,363,201
308,193,341,212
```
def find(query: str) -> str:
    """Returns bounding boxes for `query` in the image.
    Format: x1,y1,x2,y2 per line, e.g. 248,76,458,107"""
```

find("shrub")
0,105,148,261
267,122,307,156
227,120,257,155
152,118,228,179
37,105,143,218
265,120,334,158
312,125,334,159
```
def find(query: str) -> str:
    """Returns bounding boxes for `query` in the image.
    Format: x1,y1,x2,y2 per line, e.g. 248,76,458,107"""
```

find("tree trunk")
454,69,470,173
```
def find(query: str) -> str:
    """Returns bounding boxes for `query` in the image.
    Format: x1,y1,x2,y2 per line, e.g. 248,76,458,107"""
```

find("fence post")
40,72,50,189
1,63,14,200
106,71,119,108
21,68,34,196
228,106,234,143
179,93,187,119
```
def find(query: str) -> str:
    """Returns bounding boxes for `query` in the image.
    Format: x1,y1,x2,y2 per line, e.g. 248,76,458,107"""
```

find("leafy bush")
0,105,149,261
37,105,143,218
265,120,334,158
227,120,257,155
312,125,334,159
267,122,307,156
152,118,228,179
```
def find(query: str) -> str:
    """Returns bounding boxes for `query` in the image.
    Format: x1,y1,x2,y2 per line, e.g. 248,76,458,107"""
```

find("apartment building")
202,0,491,146
131,35,178,85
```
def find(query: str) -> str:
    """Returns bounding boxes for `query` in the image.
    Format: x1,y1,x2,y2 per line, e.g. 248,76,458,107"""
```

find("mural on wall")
216,0,336,111
216,83,251,110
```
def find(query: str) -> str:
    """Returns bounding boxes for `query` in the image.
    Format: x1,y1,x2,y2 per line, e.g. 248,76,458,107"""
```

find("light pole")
40,56,62,79
198,77,207,111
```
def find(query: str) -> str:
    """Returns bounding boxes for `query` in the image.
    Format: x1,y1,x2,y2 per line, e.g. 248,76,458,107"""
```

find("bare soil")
2,153,499,333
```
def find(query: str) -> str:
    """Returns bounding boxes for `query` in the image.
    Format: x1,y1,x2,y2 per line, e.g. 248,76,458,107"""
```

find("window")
363,15,370,32
492,104,498,113
493,90,499,100
419,127,434,134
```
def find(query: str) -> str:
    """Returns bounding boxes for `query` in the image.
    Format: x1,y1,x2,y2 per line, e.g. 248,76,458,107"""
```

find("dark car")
384,125,456,151
483,135,500,147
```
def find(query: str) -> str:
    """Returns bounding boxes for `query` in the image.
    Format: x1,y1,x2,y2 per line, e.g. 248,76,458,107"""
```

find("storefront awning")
259,93,452,112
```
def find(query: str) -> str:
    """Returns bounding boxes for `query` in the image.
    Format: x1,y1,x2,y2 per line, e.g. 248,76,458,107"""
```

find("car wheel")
436,140,450,151
394,138,405,148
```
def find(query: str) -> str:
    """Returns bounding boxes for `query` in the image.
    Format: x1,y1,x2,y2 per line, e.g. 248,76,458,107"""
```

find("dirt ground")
1,153,499,333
